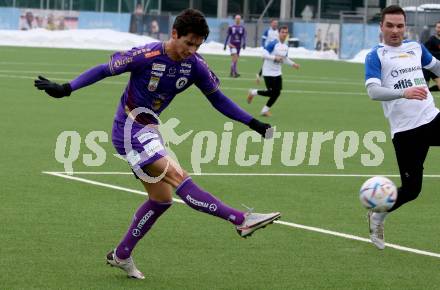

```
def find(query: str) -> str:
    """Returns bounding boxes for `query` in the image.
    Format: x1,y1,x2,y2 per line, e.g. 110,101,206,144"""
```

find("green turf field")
1,46,440,289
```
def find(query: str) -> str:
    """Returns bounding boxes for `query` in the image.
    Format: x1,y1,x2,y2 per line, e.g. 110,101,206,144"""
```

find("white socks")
372,212,388,223
250,89,258,96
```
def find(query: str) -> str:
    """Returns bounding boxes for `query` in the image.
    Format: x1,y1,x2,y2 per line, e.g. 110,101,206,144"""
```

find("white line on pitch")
0,62,357,81
43,171,440,178
0,70,360,88
42,171,440,259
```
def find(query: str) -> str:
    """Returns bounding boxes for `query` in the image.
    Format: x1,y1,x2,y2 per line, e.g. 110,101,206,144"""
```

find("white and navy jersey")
365,40,439,136
262,39,294,77
262,28,279,47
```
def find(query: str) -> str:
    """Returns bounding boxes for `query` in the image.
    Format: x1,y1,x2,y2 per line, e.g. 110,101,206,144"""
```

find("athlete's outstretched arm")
205,89,272,138
224,27,231,50
34,64,112,98
35,46,149,98
70,64,112,90
282,56,299,68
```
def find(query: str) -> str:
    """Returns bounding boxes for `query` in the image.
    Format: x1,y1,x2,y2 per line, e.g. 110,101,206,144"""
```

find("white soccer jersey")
365,40,439,136
262,28,279,47
262,39,294,77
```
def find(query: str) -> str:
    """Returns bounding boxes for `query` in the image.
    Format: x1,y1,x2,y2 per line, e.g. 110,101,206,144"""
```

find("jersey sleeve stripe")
423,57,436,69
365,78,381,87
365,48,381,82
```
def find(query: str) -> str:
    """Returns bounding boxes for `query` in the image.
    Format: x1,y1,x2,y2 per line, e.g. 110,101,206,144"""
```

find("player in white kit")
364,5,440,250
247,25,300,117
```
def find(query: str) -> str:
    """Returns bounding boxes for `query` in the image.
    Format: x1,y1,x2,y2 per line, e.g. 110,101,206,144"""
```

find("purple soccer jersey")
69,41,253,169
109,42,220,124
108,42,219,167
224,24,246,54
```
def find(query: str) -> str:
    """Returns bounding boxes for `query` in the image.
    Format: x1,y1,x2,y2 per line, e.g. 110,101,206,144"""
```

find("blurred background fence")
1,0,439,59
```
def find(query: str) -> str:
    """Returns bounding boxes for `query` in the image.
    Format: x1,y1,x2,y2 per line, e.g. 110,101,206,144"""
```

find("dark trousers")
257,75,282,107
389,113,440,211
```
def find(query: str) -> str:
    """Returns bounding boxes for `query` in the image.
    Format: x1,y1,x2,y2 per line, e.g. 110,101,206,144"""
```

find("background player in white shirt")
364,5,440,250
248,25,300,117
256,19,279,84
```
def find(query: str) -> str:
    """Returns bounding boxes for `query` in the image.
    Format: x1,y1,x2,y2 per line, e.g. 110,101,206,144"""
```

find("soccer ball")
359,176,397,212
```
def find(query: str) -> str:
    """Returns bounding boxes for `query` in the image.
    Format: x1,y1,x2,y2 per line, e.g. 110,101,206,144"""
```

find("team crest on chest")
167,67,177,77
152,99,162,110
148,76,160,91
176,77,188,89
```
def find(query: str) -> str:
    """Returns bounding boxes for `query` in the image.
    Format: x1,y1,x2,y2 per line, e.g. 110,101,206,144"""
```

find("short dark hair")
173,9,209,40
278,25,288,32
381,5,406,23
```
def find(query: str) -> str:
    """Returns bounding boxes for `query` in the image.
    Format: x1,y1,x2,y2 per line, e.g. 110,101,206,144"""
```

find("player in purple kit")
223,14,246,77
34,9,280,280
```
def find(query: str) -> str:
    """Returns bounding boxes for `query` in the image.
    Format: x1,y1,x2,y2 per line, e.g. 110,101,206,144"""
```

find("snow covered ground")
0,28,349,62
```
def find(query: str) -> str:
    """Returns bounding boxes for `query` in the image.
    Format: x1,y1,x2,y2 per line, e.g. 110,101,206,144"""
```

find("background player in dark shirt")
423,21,440,91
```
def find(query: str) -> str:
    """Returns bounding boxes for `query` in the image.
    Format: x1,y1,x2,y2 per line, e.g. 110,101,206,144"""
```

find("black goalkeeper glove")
34,75,72,98
248,118,273,139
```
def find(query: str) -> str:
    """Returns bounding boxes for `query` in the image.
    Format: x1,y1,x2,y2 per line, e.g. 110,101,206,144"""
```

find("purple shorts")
112,119,167,170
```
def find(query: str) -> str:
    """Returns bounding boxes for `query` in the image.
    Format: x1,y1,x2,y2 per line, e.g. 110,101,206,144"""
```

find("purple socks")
175,177,245,225
116,199,172,259
231,61,238,75
115,178,245,260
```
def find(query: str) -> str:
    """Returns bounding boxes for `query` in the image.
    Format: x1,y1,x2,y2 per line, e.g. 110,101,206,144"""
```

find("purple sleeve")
107,46,150,75
193,55,252,124
243,27,247,48
194,55,220,95
205,89,253,125
69,64,111,91
69,46,152,91
224,27,231,47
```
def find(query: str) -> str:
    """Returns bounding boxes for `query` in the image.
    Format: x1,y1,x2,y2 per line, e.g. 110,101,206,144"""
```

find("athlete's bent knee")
166,166,189,186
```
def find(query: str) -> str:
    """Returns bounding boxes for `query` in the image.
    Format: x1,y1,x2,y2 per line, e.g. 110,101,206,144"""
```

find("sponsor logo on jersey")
152,63,166,71
406,50,416,56
179,68,191,74
133,47,149,57
390,65,421,77
145,50,161,58
181,62,192,68
393,77,426,89
176,77,188,89
151,71,163,77
113,57,133,68
393,78,413,89
148,76,160,91
413,77,427,86
390,52,413,59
